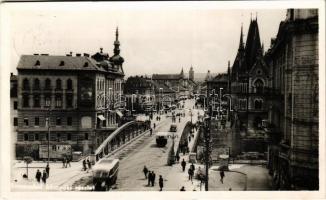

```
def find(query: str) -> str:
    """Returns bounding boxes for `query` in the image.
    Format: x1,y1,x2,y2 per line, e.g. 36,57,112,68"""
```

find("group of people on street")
35,164,50,184
143,166,164,191
82,159,92,171
62,157,71,168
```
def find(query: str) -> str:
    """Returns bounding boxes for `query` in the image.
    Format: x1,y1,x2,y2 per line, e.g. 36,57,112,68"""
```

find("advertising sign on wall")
39,144,72,159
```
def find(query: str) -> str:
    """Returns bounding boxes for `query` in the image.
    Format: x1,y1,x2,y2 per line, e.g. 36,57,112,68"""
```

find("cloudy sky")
3,2,287,77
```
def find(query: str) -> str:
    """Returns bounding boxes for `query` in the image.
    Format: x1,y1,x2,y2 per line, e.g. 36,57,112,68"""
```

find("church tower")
189,66,194,81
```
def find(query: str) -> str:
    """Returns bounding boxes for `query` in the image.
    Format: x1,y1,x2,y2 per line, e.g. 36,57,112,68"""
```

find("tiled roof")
17,55,104,72
152,74,182,80
209,73,229,83
150,80,175,93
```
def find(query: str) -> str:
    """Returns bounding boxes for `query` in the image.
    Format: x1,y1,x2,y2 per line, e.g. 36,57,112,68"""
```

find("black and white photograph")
0,1,325,199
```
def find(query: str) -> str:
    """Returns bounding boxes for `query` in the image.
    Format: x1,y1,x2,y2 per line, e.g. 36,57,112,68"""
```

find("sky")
3,2,287,77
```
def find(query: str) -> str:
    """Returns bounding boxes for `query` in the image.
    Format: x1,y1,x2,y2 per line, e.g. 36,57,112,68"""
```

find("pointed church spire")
239,24,244,50
113,26,120,56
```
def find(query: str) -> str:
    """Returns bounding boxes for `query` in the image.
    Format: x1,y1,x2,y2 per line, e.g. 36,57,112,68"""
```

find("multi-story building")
10,73,18,158
230,18,271,133
265,9,319,190
152,67,196,99
15,28,125,160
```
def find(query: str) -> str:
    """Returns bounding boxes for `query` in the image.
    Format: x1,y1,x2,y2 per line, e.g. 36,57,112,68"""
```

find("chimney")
10,72,13,77
41,54,49,56
33,54,39,55
83,53,89,57
76,53,81,57
66,54,72,57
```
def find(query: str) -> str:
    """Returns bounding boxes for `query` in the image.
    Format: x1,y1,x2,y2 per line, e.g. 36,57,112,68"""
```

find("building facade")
265,9,319,190
15,28,125,159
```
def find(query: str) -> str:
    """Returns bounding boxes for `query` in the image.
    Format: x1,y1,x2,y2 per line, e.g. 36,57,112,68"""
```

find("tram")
155,132,169,147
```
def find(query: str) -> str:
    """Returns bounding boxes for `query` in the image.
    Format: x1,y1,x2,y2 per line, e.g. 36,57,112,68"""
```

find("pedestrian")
156,116,159,121
220,170,225,184
153,123,156,129
179,117,181,123
152,171,156,187
147,171,152,186
45,164,50,178
190,162,195,172
188,135,191,142
175,154,180,163
180,186,186,191
82,159,87,171
87,159,92,170
41,170,47,184
62,157,66,168
188,168,193,181
159,175,164,191
143,166,149,178
66,157,71,167
181,159,186,172
150,128,153,136
182,146,186,155
35,169,42,183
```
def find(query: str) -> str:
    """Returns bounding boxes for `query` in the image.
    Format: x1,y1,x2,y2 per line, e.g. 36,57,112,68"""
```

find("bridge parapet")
94,120,150,162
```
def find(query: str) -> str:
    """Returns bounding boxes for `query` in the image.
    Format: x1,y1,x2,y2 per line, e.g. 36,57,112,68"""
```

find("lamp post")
45,108,51,164
219,88,223,120
159,88,163,114
131,94,136,114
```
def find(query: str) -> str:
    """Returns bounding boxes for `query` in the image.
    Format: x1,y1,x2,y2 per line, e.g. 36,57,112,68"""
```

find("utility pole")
203,90,213,191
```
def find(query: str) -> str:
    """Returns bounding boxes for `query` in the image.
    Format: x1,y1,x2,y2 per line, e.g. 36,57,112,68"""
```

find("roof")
150,80,176,93
208,73,229,83
17,55,102,71
17,55,124,75
152,74,182,80
93,158,119,171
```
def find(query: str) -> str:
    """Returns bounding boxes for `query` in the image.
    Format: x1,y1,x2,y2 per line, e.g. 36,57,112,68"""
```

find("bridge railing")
94,120,150,162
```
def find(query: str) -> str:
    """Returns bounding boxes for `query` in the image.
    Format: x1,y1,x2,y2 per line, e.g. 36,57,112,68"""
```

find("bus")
156,132,169,147
92,158,119,191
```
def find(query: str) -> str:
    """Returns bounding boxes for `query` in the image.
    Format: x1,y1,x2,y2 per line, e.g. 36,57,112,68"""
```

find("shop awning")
97,115,106,121
116,110,123,117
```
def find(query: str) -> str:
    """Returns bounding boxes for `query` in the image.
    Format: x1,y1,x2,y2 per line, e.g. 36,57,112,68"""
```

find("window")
14,101,18,110
45,79,51,90
24,133,28,141
67,133,71,140
23,78,30,90
254,99,263,110
67,117,72,126
59,61,65,66
57,133,61,141
33,95,40,107
35,60,40,66
33,79,40,90
66,94,73,108
35,133,39,141
254,79,264,93
56,79,62,90
23,95,29,107
67,79,73,90
84,133,89,140
24,118,29,126
13,117,18,126
55,95,62,107
35,117,40,126
239,99,247,110
45,96,51,107
56,117,61,126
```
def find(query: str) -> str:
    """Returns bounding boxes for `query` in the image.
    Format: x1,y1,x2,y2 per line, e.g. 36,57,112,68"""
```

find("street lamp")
45,108,52,164
131,94,136,114
159,88,163,114
219,88,223,120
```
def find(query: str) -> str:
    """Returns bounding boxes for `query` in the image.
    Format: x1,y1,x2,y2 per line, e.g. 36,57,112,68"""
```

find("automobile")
169,124,177,132
93,158,119,191
156,132,169,147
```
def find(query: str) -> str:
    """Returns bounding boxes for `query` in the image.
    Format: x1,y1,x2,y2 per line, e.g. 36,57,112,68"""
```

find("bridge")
94,120,150,162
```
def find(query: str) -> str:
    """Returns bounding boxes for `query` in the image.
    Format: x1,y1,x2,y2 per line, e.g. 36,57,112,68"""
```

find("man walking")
190,162,195,172
150,128,153,136
220,170,225,184
188,167,193,181
151,171,156,187
147,171,152,186
41,170,47,184
159,175,164,191
181,159,186,172
82,159,87,171
35,169,42,183
87,159,92,170
143,166,149,178
45,164,50,178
